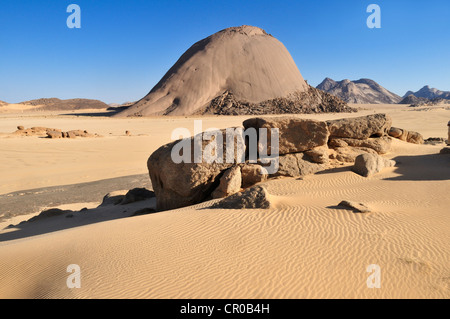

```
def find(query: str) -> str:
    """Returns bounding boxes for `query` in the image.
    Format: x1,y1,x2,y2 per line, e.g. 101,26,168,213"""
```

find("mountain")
398,95,429,105
117,25,352,117
316,78,402,104
403,86,450,99
19,98,109,110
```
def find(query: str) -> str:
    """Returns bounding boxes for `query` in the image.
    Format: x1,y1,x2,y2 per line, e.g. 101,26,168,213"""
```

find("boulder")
243,116,329,155
241,164,268,188
352,153,396,177
327,114,392,139
148,129,242,211
210,185,271,209
211,166,242,199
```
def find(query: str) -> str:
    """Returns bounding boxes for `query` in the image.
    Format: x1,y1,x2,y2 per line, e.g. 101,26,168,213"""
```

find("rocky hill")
316,78,402,104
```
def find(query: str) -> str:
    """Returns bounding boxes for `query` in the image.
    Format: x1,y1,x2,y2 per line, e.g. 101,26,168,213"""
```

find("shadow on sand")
384,153,450,181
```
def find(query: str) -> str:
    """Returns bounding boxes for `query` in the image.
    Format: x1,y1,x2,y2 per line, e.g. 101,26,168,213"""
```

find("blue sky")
0,0,449,103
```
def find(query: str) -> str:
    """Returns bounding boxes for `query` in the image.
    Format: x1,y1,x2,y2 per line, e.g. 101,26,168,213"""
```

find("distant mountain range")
316,78,402,104
403,85,450,100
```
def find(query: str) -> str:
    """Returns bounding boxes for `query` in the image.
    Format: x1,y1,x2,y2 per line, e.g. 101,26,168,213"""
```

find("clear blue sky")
1,0,449,103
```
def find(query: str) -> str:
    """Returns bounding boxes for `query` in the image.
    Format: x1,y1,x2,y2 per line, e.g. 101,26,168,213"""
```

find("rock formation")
117,25,353,117
352,153,396,177
147,113,398,211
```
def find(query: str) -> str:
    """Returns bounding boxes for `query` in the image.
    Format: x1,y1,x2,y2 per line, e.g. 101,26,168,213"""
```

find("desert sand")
0,103,449,298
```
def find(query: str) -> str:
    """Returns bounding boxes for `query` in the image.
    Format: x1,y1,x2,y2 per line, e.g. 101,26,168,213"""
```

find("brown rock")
17,125,24,130
125,130,131,136
274,152,328,177
305,145,329,164
243,116,329,155
211,166,242,199
388,127,424,144
210,185,271,209
327,114,392,139
121,188,155,205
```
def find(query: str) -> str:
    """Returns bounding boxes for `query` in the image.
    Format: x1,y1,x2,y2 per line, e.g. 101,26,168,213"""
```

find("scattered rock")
121,188,155,205
212,166,242,199
327,114,392,139
274,153,327,177
352,153,396,177
305,145,329,164
17,125,24,130
440,147,450,154
243,116,329,155
338,200,372,213
424,137,445,145
210,185,271,209
125,130,131,136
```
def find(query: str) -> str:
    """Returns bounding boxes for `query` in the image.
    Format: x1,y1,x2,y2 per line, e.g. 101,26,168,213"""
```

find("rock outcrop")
147,113,399,211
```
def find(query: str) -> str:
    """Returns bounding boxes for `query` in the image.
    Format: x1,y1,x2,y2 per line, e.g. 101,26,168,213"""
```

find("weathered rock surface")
210,185,271,209
211,166,242,199
388,127,424,144
241,164,268,188
327,114,392,139
331,146,378,163
243,116,329,155
329,136,392,154
274,153,328,177
148,130,242,211
352,153,396,177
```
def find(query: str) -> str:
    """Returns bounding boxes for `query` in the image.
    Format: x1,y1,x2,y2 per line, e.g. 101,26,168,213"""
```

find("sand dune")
0,104,449,298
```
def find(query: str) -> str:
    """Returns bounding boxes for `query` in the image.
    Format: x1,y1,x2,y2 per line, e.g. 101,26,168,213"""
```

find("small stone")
338,200,372,213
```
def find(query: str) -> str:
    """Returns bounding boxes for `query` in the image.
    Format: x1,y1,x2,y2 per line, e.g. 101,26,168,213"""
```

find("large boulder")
243,116,329,155
148,129,243,211
327,114,392,139
330,147,378,163
352,153,396,177
241,164,268,188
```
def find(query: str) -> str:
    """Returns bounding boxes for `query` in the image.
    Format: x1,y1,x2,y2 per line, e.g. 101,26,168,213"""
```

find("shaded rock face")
327,114,392,139
352,153,396,177
388,127,424,144
338,201,371,213
211,166,242,199
241,164,267,188
210,185,271,209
